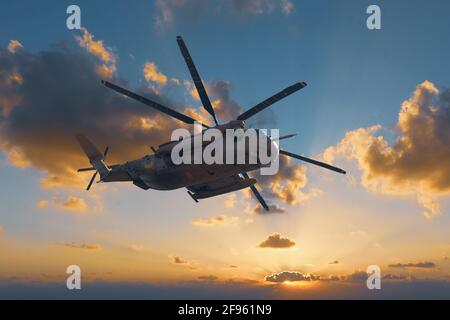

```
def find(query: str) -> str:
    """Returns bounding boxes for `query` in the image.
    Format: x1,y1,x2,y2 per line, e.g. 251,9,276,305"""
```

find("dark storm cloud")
207,80,243,121
0,44,187,188
0,39,313,212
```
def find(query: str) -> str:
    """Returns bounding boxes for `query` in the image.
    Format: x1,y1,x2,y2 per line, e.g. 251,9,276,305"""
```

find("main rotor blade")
280,149,346,175
102,80,208,128
237,82,307,121
272,133,297,141
241,172,269,211
176,36,218,126
86,171,98,191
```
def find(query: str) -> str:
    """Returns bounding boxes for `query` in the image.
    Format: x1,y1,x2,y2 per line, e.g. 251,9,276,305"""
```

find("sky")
0,0,450,299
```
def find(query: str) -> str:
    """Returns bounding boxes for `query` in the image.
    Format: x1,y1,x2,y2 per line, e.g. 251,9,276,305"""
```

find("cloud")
265,271,319,283
0,39,189,190
231,0,294,16
388,262,436,269
251,204,285,214
7,40,23,54
6,147,31,168
383,274,408,281
61,243,102,251
323,81,450,218
191,215,238,227
328,260,340,265
76,28,116,79
143,62,168,86
197,275,218,281
53,196,87,213
280,0,294,14
36,199,49,208
0,35,315,214
170,256,197,269
224,194,237,208
154,0,208,29
184,80,244,125
345,270,368,282
250,156,322,206
77,28,114,63
127,244,144,252
229,264,238,268
153,0,293,30
36,196,99,214
257,232,295,248
0,224,3,235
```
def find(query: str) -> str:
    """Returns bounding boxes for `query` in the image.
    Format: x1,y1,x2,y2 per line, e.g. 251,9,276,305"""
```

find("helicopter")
76,36,345,211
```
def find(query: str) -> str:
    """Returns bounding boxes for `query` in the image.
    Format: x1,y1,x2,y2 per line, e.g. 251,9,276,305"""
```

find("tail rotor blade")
78,167,96,172
86,171,98,191
280,149,346,175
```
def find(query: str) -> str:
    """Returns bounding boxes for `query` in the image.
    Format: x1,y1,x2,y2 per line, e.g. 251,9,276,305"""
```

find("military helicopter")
76,36,345,211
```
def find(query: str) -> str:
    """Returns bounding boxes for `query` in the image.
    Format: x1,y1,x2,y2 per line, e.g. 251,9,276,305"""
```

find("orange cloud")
61,243,102,251
5,147,31,168
388,261,436,269
36,199,49,208
127,244,144,252
170,255,197,269
53,196,87,213
7,40,23,54
77,28,113,63
197,275,218,281
251,156,322,206
143,62,168,86
0,41,184,190
191,215,238,227
77,28,116,79
323,81,450,218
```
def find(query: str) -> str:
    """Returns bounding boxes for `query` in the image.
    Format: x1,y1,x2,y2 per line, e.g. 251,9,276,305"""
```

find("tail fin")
76,134,110,178
76,134,103,160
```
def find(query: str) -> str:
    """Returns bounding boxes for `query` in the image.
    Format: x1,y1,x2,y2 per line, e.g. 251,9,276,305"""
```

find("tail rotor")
76,134,111,191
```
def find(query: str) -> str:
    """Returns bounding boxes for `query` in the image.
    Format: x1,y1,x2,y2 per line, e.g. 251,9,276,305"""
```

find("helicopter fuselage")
108,121,278,191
